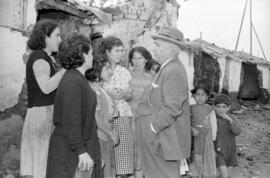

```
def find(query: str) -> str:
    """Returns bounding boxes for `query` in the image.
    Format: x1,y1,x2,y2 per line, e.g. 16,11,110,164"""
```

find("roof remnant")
36,0,112,25
189,39,270,65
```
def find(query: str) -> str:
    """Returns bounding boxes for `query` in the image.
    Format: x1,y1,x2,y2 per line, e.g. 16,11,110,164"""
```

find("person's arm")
62,78,86,155
229,114,242,136
151,70,187,134
209,110,217,140
135,86,152,118
123,85,133,101
33,59,65,94
95,105,113,137
123,70,133,101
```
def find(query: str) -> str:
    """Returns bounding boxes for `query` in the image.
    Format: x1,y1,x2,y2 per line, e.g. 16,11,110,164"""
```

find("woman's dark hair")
90,32,103,56
145,59,161,73
98,36,123,54
58,34,91,69
128,46,153,69
85,55,110,82
27,19,58,50
191,83,210,96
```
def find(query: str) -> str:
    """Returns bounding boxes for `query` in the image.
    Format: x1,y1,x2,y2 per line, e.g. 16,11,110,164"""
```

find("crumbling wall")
0,0,37,176
257,64,270,90
193,52,221,94
93,0,179,59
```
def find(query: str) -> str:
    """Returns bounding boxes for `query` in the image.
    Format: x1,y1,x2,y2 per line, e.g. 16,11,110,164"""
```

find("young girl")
144,58,161,77
100,36,134,178
190,85,217,178
86,55,119,178
213,94,242,178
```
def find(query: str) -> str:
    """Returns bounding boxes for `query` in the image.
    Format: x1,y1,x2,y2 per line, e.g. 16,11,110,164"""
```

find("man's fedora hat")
151,27,188,50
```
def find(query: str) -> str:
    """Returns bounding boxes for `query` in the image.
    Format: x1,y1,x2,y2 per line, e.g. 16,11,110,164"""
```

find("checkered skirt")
113,116,135,175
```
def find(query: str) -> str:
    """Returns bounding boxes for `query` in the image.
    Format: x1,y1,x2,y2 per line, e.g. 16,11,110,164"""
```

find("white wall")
228,60,242,92
0,0,36,111
0,28,27,110
257,64,270,90
26,0,37,28
216,57,226,92
178,50,195,104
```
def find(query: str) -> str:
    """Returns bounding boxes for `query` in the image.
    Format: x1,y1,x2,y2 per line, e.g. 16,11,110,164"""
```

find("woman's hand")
191,127,199,136
109,88,124,100
123,87,133,101
78,152,94,171
110,129,120,146
109,87,132,101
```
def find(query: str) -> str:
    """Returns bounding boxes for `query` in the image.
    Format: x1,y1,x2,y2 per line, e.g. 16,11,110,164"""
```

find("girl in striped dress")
190,85,217,178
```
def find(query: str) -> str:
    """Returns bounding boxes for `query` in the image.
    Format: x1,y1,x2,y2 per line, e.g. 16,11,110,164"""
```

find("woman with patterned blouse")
100,36,135,178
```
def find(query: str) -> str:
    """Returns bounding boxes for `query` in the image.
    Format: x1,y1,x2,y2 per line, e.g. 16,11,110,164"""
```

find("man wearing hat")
135,27,191,178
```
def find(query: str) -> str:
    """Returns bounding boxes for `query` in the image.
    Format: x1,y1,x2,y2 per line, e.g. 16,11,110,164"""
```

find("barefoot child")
213,94,242,178
190,85,217,178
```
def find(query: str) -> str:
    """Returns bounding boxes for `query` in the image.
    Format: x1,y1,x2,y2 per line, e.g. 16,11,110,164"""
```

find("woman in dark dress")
46,34,103,178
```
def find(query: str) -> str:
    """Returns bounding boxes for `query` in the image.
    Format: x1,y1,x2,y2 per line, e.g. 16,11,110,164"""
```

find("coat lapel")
148,56,179,105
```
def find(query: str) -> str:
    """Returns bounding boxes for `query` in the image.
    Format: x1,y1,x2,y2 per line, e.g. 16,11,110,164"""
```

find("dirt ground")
1,101,270,178
229,102,270,178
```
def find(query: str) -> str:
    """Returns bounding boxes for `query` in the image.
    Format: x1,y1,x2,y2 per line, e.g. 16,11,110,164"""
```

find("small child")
145,59,161,77
213,94,242,178
190,85,217,178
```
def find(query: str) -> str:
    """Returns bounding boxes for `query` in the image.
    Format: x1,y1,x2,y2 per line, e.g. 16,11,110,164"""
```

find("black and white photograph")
0,0,270,177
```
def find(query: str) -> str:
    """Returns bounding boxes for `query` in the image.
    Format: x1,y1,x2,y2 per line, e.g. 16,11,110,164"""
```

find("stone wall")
0,0,37,176
93,0,179,57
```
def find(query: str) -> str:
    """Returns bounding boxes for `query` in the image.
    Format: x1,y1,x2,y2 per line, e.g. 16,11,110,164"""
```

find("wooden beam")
36,0,94,21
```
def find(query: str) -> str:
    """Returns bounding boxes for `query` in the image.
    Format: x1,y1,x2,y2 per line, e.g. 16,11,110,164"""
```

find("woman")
128,46,154,116
21,19,65,178
128,46,154,178
46,34,102,178
100,36,135,177
86,55,119,178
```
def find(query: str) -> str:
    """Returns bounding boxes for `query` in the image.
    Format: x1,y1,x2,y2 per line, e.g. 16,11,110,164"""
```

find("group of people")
20,19,242,178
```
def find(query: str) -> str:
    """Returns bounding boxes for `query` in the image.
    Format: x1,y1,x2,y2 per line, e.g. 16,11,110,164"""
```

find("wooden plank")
36,0,94,20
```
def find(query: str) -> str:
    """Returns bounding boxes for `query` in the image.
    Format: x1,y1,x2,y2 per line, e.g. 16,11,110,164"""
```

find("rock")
0,115,23,135
262,104,270,110
232,108,244,114
10,132,21,147
0,115,23,150
253,104,261,111
246,155,255,162
2,145,20,171
237,151,246,158
0,115,23,173
0,135,10,153
3,174,14,178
